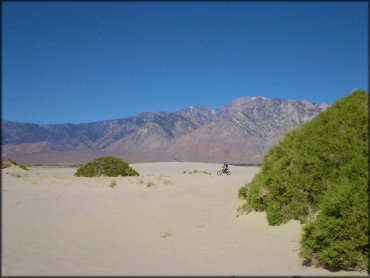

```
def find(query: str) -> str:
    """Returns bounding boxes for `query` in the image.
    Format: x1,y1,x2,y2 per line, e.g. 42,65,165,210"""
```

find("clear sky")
2,1,368,124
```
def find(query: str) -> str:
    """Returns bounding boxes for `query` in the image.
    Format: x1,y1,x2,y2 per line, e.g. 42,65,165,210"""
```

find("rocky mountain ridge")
2,96,330,164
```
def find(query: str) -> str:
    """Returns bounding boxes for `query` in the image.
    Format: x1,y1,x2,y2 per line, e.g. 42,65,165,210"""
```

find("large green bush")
74,156,139,177
238,90,369,271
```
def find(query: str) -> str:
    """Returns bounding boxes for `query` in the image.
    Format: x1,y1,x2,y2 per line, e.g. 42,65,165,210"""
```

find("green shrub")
299,178,369,271
7,158,18,165
18,163,29,171
74,156,140,177
238,90,369,271
238,185,248,200
1,160,11,169
1,159,28,170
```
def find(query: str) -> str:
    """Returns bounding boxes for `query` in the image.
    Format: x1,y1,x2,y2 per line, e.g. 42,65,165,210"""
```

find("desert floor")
2,162,367,276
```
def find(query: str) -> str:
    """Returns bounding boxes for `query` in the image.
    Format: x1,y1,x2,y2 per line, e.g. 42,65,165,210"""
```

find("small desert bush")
17,163,29,171
1,160,11,169
159,229,173,238
109,180,117,188
146,181,155,188
7,159,17,165
74,156,139,177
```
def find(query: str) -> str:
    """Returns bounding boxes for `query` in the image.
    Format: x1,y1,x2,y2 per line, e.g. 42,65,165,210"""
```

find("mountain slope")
169,97,329,163
1,96,329,164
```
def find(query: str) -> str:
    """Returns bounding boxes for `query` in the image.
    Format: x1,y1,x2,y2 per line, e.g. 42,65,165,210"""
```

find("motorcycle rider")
222,162,229,173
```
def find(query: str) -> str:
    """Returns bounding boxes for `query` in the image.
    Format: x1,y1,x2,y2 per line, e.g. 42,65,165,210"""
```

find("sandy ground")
2,162,367,276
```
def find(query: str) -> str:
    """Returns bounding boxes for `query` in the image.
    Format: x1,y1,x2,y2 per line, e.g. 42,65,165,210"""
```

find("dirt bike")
217,168,231,176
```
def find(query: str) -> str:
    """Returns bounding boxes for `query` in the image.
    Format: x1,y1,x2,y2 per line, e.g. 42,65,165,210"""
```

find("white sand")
2,162,367,276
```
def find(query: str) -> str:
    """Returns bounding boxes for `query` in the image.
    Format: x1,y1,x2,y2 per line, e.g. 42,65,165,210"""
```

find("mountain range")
1,96,329,165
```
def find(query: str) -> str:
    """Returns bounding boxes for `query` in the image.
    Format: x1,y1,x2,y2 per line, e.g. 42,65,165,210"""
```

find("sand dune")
2,163,366,276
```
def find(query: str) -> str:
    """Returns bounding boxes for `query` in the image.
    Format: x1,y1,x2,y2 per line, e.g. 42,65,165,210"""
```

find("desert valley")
2,91,368,276
2,162,366,276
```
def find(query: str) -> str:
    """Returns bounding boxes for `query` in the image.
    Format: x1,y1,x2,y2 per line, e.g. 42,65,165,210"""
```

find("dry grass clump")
159,229,173,238
137,176,173,187
185,170,212,175
161,179,173,185
109,180,117,188
52,174,71,180
146,181,155,188
137,179,145,184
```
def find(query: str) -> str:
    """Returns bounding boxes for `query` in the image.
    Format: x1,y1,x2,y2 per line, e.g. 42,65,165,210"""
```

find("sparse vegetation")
1,160,11,169
74,156,140,177
238,90,369,271
161,179,173,185
10,173,23,178
146,181,155,188
159,229,173,238
7,159,18,165
186,169,211,175
1,159,28,170
109,180,117,188
18,163,29,171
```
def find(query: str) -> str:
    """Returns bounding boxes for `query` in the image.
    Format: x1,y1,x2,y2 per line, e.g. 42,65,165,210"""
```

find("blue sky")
2,1,368,124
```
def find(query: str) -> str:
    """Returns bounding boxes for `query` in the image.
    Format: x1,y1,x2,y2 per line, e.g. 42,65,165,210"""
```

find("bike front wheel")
217,170,223,176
